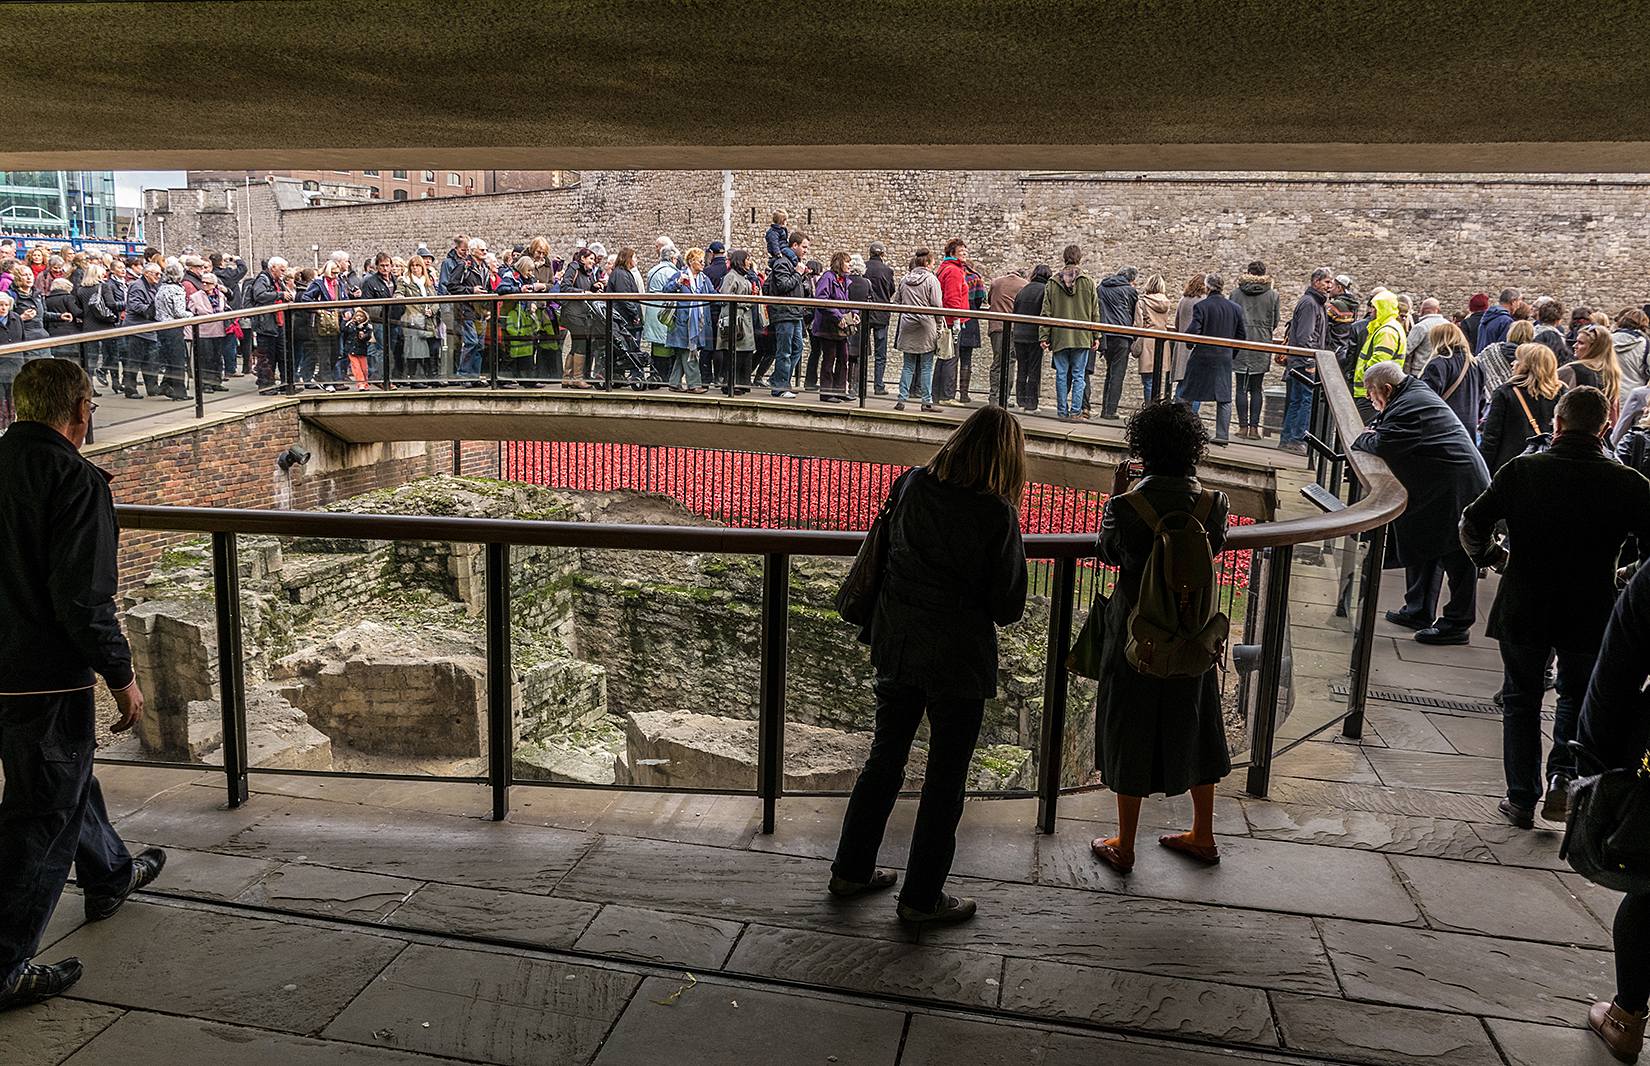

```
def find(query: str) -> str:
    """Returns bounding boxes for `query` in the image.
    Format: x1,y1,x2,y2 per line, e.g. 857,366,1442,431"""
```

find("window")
421,170,435,183
392,170,407,180
333,169,350,174
369,187,380,198
447,173,462,186
363,169,379,177
393,189,408,201
302,180,319,192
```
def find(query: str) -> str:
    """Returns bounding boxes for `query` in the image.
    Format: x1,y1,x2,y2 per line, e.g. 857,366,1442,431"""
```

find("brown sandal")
1158,834,1220,864
1090,839,1134,874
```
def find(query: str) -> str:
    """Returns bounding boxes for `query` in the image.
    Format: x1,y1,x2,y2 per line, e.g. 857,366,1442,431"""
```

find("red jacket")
936,260,968,326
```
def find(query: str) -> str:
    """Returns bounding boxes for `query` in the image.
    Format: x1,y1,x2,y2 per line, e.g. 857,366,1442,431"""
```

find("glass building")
0,170,118,239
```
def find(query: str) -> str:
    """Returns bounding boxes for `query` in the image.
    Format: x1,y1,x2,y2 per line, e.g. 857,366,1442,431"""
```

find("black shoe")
1385,610,1430,630
1541,775,1571,823
85,848,166,921
1415,626,1470,646
1498,796,1535,830
0,958,82,1012
897,893,977,923
122,389,140,399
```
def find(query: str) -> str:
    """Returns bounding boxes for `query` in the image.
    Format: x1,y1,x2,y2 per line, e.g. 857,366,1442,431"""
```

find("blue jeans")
871,326,889,389
1501,643,1592,809
366,323,386,381
898,348,934,403
220,332,239,375
0,689,134,987
1189,399,1234,441
832,675,985,913
1052,347,1089,417
458,316,482,376
1281,372,1315,445
1139,373,1156,405
770,320,804,392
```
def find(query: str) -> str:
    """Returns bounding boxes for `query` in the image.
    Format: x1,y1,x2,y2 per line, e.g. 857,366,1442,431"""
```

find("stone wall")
150,169,1650,317
87,400,499,592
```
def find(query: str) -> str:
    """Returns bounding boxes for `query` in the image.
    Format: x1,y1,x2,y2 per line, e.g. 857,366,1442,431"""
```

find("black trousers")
0,688,133,987
833,675,985,913
1397,546,1479,631
1617,893,1650,1013
1014,341,1042,409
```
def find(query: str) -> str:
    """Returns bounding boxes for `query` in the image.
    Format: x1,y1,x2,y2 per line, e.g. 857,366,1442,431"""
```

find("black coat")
1479,381,1564,475
863,256,895,328
1461,436,1650,653
44,290,82,337
1097,275,1138,328
866,468,1026,699
1419,346,1486,436
1578,565,1650,770
1011,268,1051,344
1353,376,1490,565
1178,293,1246,402
0,421,133,692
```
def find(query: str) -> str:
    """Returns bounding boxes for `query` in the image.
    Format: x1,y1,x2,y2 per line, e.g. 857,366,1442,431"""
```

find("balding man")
1354,361,1490,646
0,359,165,1011
1404,298,1450,375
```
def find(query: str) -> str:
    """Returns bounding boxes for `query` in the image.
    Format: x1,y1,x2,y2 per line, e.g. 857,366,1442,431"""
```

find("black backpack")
1622,428,1650,478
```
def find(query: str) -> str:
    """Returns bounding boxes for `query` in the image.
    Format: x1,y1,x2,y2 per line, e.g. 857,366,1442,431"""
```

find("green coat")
1038,270,1101,351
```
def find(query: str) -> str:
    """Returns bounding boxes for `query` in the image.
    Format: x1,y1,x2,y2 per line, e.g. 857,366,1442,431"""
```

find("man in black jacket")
359,252,401,385
864,242,896,394
1354,361,1490,646
0,359,165,1012
1279,267,1332,454
249,257,290,389
1093,266,1138,419
1461,385,1650,828
123,261,163,398
765,232,810,397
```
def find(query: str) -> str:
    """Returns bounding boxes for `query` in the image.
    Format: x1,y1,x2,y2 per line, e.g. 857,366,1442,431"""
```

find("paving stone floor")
4,396,1625,1065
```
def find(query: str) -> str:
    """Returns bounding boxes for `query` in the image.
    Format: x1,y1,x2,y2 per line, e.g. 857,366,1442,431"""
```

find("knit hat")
1468,293,1490,312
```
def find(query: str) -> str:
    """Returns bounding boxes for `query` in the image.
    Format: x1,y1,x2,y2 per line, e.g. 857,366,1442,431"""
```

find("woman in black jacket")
43,277,83,360
1011,264,1051,411
1090,401,1233,875
605,247,643,387
1479,343,1566,474
832,406,1028,924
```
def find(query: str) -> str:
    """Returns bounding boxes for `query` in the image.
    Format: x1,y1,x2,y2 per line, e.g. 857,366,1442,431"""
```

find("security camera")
276,444,311,472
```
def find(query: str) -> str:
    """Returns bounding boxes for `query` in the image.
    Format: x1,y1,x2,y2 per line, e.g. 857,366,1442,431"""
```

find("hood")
1054,267,1083,295
1615,330,1646,353
1029,265,1052,284
1100,274,1134,289
1370,291,1400,330
1238,275,1272,294
1140,292,1173,314
900,268,932,287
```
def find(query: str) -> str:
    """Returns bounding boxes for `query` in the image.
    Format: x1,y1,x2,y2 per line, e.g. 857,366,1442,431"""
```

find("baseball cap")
707,241,726,253
1333,274,1354,291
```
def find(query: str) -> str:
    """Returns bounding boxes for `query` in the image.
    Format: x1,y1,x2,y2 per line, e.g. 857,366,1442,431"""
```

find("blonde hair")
527,236,552,261
1143,273,1166,296
79,262,105,287
685,247,705,268
928,406,1026,508
1574,324,1622,406
1511,343,1562,400
1428,321,1470,357
1507,320,1536,346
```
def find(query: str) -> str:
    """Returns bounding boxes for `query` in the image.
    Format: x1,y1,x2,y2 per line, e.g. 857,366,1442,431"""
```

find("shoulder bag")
834,468,918,627
1439,352,1474,401
1511,387,1552,455
1562,742,1650,894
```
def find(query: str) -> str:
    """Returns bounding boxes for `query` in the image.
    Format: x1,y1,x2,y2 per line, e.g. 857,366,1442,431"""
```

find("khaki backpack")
1120,489,1229,678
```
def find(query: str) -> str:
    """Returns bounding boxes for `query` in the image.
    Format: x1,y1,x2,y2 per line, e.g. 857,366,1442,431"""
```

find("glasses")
86,400,98,412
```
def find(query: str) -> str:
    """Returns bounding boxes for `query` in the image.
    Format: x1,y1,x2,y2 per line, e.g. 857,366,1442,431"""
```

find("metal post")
857,315,870,408
211,532,250,808
1245,545,1295,798
1036,556,1078,833
191,323,203,417
485,541,512,821
452,440,462,476
1342,523,1386,740
488,301,501,388
1151,338,1167,405
757,552,789,834
283,310,297,395
380,301,392,390
603,295,614,391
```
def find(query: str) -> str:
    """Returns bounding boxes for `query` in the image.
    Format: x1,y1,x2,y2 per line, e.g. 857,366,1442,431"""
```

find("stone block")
514,741,618,785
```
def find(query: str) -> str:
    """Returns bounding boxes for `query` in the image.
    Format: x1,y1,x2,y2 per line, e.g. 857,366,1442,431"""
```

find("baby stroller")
611,306,655,390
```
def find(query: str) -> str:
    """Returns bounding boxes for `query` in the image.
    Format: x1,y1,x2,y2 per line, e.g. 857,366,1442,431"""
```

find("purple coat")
811,270,852,337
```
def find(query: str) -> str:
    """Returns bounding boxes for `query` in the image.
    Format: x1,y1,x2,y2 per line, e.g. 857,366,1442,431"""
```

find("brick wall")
150,169,1650,325
88,400,501,591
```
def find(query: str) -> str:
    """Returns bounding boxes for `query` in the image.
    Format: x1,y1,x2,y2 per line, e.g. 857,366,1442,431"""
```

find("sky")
113,171,187,208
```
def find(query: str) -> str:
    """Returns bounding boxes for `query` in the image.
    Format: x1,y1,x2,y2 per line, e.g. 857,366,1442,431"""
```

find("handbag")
315,307,340,336
836,311,861,339
834,469,918,627
1512,388,1552,456
403,308,426,331
1562,743,1650,894
1065,593,1110,678
935,324,956,362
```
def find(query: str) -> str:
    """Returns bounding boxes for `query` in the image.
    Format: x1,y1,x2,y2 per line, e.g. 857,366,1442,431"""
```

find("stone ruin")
118,474,1083,791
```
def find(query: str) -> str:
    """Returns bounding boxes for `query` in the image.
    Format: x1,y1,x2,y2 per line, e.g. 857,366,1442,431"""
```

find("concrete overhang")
15,1,1647,173
297,393,1278,520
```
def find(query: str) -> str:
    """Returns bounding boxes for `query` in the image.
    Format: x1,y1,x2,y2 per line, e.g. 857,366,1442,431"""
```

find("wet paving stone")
1254,777,1505,824
592,976,905,1066
900,1013,1289,1066
59,1010,462,1066
1320,919,1615,1024
727,924,1002,1007
126,845,279,902
574,904,742,969
391,882,600,949
1270,991,1501,1065
1363,748,1507,795
1001,957,1276,1044
1242,801,1493,860
51,901,407,1033
1392,855,1610,946
1469,821,1570,869
0,996,123,1066
1485,1017,1623,1066
323,943,637,1066
238,864,421,922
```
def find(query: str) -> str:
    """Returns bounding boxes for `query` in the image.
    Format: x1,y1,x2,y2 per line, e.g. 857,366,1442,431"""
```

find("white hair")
1362,360,1406,394
330,250,349,264
267,256,287,270
470,239,487,252
0,292,14,307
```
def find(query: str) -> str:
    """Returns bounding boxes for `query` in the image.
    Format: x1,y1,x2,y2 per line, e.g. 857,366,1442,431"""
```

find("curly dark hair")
1125,401,1208,470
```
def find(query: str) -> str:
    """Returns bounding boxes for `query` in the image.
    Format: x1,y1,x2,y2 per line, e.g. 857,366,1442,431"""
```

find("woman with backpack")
1089,401,1233,876
830,406,1027,924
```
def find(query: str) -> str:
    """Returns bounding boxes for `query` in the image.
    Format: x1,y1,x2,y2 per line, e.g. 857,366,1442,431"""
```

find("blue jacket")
665,270,715,350
765,224,790,262
1476,304,1513,351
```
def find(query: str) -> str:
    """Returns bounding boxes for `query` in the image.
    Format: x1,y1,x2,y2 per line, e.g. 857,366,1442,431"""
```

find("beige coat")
1130,292,1175,373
